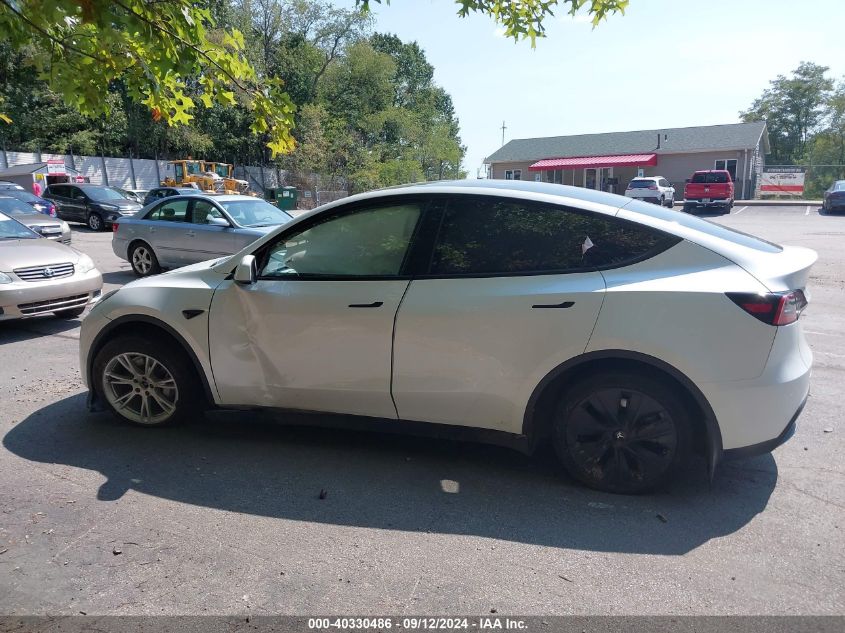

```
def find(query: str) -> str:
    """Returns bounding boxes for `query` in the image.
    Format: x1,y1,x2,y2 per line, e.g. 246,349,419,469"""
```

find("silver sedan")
112,194,294,276
0,196,71,244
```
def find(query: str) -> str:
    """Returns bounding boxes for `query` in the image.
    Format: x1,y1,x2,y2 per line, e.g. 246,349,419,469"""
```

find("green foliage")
741,62,833,165
360,0,628,45
0,0,295,156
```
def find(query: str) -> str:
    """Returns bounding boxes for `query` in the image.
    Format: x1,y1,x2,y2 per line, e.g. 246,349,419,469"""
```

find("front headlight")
100,204,120,211
77,254,96,274
0,272,12,284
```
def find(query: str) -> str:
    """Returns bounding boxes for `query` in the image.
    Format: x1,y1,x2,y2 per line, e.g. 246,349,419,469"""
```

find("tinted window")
69,187,87,200
429,197,675,276
628,180,655,189
691,172,729,184
147,199,189,222
47,185,68,197
622,198,782,253
260,203,422,277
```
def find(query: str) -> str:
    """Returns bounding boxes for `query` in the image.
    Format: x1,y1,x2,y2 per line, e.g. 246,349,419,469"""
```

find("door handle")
532,300,575,309
348,301,383,308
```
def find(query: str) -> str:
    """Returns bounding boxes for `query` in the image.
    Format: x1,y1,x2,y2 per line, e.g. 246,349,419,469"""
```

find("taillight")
49,204,56,217
112,222,119,233
727,290,808,325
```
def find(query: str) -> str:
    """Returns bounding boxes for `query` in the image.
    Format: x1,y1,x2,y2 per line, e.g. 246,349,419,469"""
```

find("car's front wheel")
129,242,161,277
87,213,104,231
553,372,691,494
93,335,201,426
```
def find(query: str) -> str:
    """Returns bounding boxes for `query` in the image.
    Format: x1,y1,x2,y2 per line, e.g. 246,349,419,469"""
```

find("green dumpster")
270,186,297,210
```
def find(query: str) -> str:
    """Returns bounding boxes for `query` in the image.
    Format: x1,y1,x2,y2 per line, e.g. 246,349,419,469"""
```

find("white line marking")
805,205,812,216
733,206,748,214
806,330,845,338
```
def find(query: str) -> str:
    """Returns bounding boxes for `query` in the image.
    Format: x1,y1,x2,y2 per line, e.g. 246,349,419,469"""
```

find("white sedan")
80,181,814,494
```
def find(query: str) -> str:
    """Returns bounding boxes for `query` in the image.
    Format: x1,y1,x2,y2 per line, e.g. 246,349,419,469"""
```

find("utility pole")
501,121,507,147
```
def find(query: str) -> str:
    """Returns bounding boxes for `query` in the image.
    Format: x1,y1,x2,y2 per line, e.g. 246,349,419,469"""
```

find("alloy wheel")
564,388,678,488
88,214,102,231
132,246,153,275
101,352,179,425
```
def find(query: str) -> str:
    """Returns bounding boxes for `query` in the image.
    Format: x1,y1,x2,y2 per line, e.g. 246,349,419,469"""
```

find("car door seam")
583,269,609,353
389,279,414,419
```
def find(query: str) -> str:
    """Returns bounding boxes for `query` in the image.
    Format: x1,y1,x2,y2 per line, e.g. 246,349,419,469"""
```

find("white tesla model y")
80,181,815,493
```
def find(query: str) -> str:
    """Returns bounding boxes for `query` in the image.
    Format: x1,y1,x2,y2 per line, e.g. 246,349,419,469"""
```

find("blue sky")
338,0,845,177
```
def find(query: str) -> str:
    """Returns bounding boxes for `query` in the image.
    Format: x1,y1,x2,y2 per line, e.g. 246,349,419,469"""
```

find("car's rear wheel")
87,213,104,231
553,372,691,494
93,336,200,427
129,242,161,277
54,307,85,319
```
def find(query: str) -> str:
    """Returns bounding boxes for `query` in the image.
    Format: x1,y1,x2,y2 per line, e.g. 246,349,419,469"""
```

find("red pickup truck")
683,170,735,213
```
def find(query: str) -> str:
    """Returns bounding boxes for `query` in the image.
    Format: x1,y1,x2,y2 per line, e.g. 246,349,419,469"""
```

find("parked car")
142,186,201,206
1,188,57,216
82,180,815,494
0,211,102,320
822,180,845,212
683,170,735,213
0,197,71,244
624,177,675,206
115,188,147,205
43,183,142,231
113,194,294,276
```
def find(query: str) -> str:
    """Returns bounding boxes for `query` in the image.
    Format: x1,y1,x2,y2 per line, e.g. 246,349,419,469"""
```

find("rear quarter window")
622,198,783,253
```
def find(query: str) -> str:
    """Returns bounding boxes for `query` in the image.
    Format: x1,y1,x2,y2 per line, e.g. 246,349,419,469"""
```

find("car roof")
630,176,660,180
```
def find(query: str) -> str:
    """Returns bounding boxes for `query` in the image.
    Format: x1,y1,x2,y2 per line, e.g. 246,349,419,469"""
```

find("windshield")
691,172,729,184
0,198,37,215
628,180,656,188
214,164,229,178
0,212,39,239
221,199,293,227
85,187,127,201
4,190,39,203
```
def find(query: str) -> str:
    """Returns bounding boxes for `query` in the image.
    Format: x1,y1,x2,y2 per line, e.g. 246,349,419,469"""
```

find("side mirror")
207,216,230,227
234,254,256,285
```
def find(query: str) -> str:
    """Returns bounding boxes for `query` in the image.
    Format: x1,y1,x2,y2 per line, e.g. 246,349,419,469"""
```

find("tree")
362,0,628,44
0,0,295,155
741,62,833,164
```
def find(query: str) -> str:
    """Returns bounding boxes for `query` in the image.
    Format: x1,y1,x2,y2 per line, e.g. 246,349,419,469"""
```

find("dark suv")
43,183,142,231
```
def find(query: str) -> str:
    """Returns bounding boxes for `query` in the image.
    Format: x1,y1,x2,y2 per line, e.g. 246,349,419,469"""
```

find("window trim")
714,158,738,181
145,196,191,222
252,195,433,282
410,194,681,280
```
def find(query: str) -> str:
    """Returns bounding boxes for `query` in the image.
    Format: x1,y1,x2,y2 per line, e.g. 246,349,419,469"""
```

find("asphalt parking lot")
0,204,843,616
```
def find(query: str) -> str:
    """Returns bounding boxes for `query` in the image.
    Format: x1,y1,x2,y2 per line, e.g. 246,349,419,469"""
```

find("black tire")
552,372,691,494
659,195,665,206
666,196,674,208
129,241,161,277
92,335,202,427
54,307,85,319
682,203,694,213
87,213,104,231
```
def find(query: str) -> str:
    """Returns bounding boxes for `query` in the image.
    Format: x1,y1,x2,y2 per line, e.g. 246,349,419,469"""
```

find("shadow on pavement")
0,317,81,342
100,270,137,286
3,394,779,555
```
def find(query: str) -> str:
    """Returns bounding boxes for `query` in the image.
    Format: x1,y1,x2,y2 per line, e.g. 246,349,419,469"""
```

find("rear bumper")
722,396,804,460
684,198,731,207
701,324,811,453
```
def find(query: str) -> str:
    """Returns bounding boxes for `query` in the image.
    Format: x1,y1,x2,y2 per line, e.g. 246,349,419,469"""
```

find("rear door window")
147,199,189,222
427,196,679,276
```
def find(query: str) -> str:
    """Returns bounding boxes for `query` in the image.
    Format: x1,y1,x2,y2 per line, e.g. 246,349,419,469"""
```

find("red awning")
528,153,658,171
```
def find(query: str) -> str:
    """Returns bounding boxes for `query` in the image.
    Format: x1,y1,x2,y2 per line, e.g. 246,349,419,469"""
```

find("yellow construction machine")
161,159,252,195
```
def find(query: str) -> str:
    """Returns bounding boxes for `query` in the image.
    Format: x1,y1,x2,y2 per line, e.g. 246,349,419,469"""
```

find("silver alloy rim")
89,215,101,230
102,353,178,425
132,247,152,274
